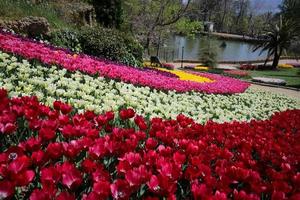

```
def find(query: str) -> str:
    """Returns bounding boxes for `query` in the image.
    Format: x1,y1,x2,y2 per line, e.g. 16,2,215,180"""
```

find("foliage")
0,0,68,29
122,0,191,49
280,0,300,36
49,29,82,53
253,20,298,69
88,0,123,29
199,37,219,68
174,18,203,36
79,26,142,67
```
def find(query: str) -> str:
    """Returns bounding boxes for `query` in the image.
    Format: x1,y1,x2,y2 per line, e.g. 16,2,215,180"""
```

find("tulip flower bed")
0,89,300,200
223,70,250,78
1,51,299,123
0,32,250,94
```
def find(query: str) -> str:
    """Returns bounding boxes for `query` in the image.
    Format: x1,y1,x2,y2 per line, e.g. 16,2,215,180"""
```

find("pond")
152,34,268,62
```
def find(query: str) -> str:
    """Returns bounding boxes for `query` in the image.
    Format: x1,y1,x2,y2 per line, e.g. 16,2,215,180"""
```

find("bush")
0,0,68,29
79,26,143,67
199,37,218,68
174,18,203,36
50,29,82,53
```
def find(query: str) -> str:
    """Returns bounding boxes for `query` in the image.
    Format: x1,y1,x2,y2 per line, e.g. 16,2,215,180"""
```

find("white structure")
204,22,214,32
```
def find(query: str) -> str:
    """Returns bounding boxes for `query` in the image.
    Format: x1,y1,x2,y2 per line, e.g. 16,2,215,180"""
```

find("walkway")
250,84,300,100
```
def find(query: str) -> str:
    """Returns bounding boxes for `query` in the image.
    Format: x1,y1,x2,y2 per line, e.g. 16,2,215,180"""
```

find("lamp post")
181,46,184,68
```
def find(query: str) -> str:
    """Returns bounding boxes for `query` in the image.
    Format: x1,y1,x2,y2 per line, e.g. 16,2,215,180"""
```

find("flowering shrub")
0,89,300,199
0,32,250,94
1,51,299,124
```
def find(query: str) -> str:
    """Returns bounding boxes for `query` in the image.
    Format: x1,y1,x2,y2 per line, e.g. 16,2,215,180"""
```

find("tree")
253,19,298,69
280,0,300,35
199,36,219,68
90,0,123,29
123,0,191,51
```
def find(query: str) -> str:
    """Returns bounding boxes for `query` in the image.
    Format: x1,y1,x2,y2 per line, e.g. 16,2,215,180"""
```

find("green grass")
187,67,300,89
248,68,300,88
0,0,70,29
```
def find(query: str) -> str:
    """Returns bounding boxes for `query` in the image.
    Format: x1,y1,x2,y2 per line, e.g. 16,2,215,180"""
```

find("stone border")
245,80,300,92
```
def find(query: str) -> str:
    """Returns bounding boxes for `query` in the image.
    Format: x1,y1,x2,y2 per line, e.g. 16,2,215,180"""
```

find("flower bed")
287,63,300,68
153,67,213,83
161,63,175,70
224,70,249,78
278,64,294,69
0,90,300,199
1,51,299,124
0,32,250,94
239,64,256,70
183,65,209,71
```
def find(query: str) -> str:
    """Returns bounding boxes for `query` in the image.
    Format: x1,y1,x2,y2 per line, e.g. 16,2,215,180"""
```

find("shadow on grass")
288,84,300,89
262,74,300,78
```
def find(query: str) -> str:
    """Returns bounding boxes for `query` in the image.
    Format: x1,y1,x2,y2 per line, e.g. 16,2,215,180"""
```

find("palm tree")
253,19,298,69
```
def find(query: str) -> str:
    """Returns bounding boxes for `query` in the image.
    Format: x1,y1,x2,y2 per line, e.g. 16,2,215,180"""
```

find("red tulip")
46,142,63,160
60,162,83,190
30,189,51,200
0,181,14,200
93,181,110,198
57,192,75,200
39,128,56,141
110,179,131,200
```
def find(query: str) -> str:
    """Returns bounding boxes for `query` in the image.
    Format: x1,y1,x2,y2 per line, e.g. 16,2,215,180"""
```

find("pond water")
152,34,268,62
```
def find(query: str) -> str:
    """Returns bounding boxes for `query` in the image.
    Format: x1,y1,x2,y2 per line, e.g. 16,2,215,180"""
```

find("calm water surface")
154,35,268,62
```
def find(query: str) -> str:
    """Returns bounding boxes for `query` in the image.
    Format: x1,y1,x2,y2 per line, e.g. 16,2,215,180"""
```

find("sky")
250,0,283,13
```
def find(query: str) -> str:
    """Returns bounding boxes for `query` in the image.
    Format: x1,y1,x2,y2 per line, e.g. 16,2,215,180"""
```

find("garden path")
250,84,300,100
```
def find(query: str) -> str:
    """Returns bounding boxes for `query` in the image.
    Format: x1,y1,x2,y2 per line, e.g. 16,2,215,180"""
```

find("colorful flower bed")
183,65,209,71
287,63,300,68
152,67,213,83
278,64,294,69
161,63,175,70
239,64,256,70
1,51,299,124
0,90,300,199
0,32,250,94
224,70,249,78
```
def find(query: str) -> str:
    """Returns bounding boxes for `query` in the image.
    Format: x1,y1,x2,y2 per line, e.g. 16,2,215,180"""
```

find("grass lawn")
248,68,300,88
187,67,300,89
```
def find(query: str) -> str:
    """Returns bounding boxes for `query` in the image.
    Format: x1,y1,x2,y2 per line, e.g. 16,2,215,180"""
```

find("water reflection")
154,35,267,61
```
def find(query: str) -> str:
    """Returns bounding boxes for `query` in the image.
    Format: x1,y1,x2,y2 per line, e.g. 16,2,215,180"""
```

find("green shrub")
174,18,203,36
79,26,143,67
0,0,68,29
199,37,219,68
50,29,82,53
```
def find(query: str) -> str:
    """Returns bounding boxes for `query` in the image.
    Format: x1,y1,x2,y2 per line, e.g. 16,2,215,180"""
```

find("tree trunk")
220,0,228,31
272,48,283,69
272,53,280,69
